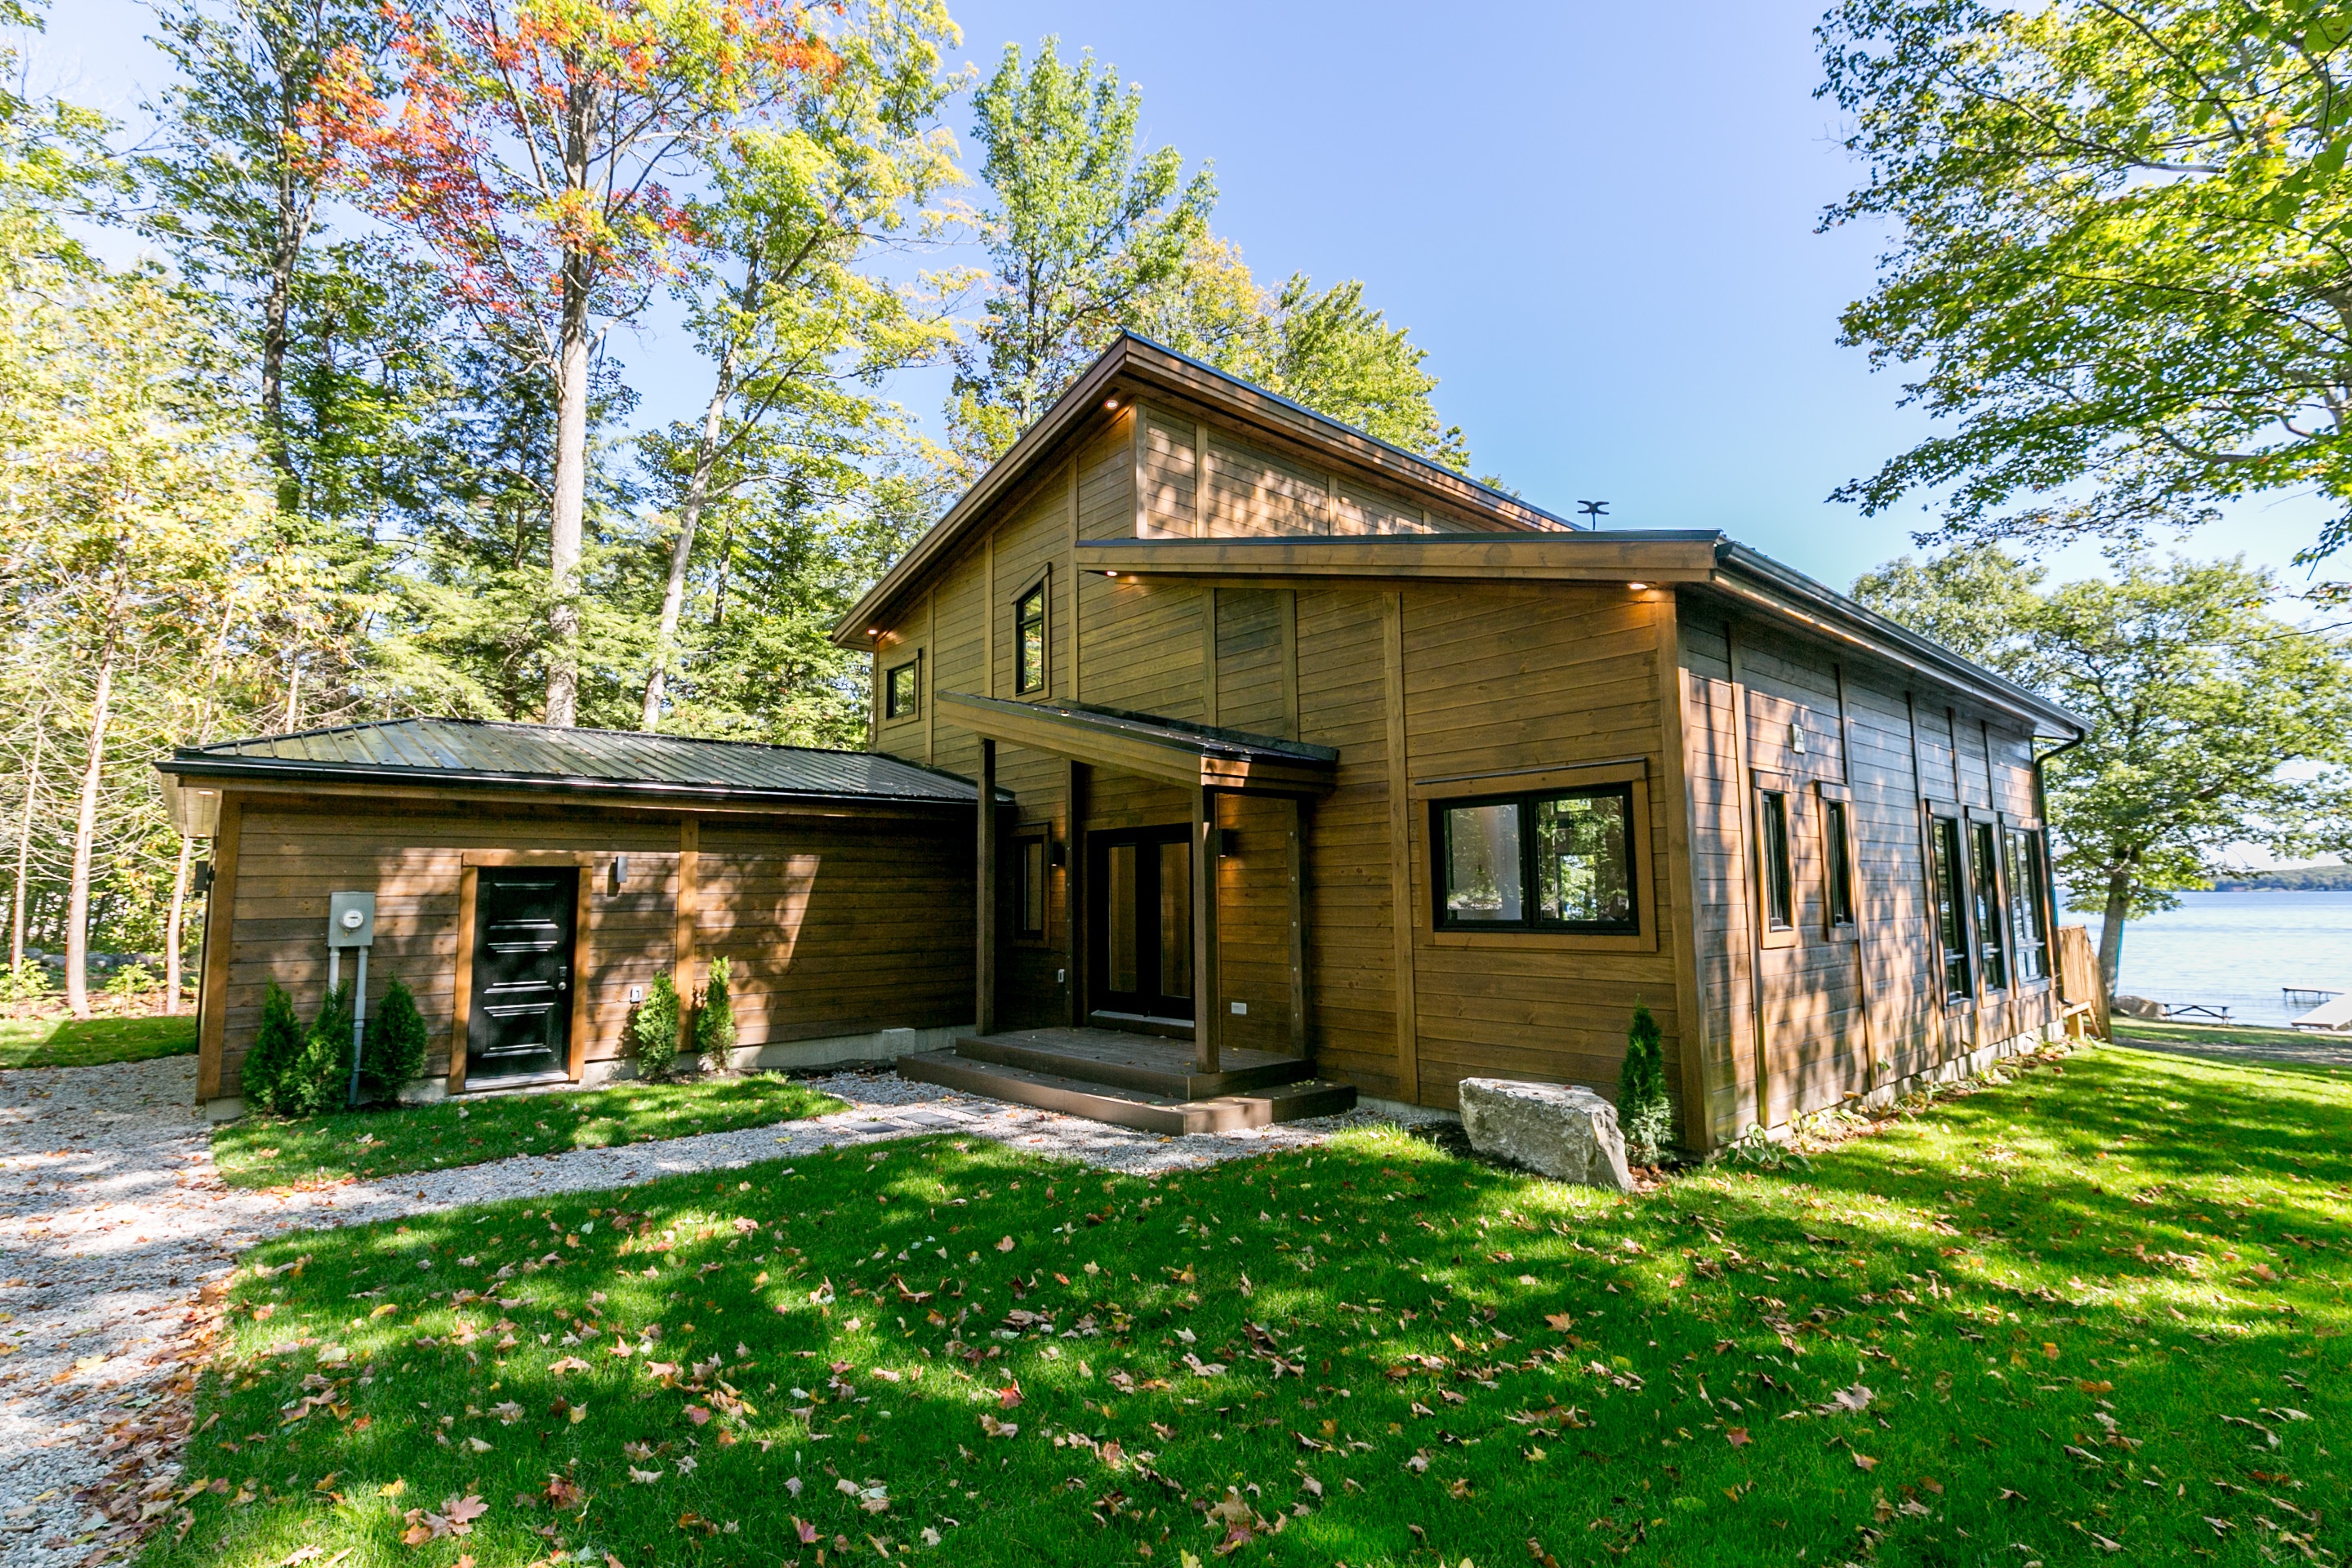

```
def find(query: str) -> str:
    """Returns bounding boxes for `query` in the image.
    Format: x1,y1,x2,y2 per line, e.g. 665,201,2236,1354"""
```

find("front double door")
1088,828,1193,1028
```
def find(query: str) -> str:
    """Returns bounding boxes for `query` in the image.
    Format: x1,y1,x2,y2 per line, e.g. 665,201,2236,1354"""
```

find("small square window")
885,660,919,719
1433,785,1637,933
1014,581,1046,694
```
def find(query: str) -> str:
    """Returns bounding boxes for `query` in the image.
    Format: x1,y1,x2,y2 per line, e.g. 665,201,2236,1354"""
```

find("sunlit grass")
0,1013,197,1067
149,1044,2349,1566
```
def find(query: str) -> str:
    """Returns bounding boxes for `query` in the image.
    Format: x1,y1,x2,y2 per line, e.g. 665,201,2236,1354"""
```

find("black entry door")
1088,828,1192,1026
467,867,577,1082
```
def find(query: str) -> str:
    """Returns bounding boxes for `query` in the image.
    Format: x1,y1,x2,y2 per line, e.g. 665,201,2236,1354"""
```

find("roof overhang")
835,333,1576,651
937,692,1339,795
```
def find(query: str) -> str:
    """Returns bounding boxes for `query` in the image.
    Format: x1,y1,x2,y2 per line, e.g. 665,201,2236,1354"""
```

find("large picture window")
1970,820,2007,992
1929,815,1971,1002
1013,580,1047,694
1434,785,1636,933
2003,826,2051,982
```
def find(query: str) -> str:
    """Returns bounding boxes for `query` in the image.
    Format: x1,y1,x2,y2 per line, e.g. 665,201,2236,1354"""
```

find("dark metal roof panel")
158,719,987,806
943,692,1341,766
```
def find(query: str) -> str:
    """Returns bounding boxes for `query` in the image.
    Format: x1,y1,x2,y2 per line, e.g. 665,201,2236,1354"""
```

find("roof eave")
152,753,992,812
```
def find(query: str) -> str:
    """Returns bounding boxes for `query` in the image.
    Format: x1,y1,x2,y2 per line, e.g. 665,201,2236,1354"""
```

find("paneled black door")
1087,828,1192,1027
466,867,577,1082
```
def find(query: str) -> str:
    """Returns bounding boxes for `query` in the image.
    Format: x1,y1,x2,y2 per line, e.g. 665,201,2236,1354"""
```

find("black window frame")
884,657,920,720
1430,783,1640,935
1928,813,1971,1004
1821,795,1857,929
1757,787,1796,931
1013,577,1048,695
1010,830,1049,942
1968,817,2009,994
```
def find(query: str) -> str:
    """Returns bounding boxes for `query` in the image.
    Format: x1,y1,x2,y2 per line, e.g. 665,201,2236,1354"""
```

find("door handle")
557,964,570,992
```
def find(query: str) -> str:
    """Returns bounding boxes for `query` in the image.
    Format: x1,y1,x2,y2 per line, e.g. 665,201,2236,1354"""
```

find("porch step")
954,1027,1313,1099
897,1049,1356,1134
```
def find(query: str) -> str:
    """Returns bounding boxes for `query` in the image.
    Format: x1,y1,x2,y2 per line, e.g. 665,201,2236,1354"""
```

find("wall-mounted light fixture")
1103,397,1121,411
609,855,629,893
1626,581,1650,591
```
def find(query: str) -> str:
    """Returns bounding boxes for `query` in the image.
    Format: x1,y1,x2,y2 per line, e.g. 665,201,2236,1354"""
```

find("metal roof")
156,718,989,808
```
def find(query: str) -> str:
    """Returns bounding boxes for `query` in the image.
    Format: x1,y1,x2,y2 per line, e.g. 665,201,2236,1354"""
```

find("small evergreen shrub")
105,961,158,997
240,981,305,1112
632,972,683,1080
694,955,737,1071
1618,1000,1674,1165
362,975,429,1102
279,982,354,1117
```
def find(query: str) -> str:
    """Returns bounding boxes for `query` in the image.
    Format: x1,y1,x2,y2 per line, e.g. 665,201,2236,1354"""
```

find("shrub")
361,976,429,1103
0,961,51,1007
693,955,737,1071
278,982,354,1117
104,961,158,997
240,981,306,1112
1618,1000,1674,1165
632,971,682,1079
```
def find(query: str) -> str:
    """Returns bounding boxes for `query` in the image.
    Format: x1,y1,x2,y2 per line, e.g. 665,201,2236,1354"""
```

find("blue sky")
29,0,2335,593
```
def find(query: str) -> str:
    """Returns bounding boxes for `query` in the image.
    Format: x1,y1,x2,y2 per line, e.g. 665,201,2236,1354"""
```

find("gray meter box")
327,890,376,948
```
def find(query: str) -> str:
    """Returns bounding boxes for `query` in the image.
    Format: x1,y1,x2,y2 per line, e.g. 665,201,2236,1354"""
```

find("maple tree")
307,0,843,725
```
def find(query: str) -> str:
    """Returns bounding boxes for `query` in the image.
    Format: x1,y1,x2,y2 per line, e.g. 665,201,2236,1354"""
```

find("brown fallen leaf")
1544,1312,1574,1332
1851,1453,1878,1471
996,1236,1015,1252
1726,1428,1751,1448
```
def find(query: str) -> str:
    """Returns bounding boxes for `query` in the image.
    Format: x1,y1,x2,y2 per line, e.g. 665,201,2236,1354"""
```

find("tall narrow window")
1822,798,1856,928
1014,581,1047,694
885,660,919,719
1433,786,1637,933
1758,789,1795,931
2003,826,2051,982
1930,816,1971,1001
1013,835,1047,940
1971,821,2007,991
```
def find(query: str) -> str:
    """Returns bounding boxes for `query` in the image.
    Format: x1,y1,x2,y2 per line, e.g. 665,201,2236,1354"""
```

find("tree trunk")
545,254,592,728
164,836,193,1016
261,140,315,507
65,631,119,1020
10,717,41,976
2095,866,2132,996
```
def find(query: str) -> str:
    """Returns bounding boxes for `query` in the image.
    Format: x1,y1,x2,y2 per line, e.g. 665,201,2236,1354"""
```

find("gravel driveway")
0,1054,1436,1567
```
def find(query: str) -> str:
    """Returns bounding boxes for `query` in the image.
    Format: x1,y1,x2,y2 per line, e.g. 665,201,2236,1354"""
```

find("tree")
948,36,1214,473
1819,2,2352,572
639,0,964,730
1855,547,2352,987
308,0,844,725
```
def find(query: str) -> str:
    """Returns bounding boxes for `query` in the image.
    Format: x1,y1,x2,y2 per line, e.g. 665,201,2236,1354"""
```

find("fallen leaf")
1726,1428,1751,1448
1851,1453,1878,1471
996,1236,1015,1253
795,1518,819,1544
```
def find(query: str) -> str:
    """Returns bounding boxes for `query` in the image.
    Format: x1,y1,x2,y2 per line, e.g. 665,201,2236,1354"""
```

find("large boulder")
1457,1079,1637,1192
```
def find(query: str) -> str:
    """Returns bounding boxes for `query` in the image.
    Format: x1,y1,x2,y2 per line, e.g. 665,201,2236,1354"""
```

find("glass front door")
1089,828,1193,1025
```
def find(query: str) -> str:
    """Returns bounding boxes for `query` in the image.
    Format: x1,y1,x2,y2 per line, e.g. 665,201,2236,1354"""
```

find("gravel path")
0,1055,1444,1568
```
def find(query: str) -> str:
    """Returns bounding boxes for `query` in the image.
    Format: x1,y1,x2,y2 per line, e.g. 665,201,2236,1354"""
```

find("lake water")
2109,889,2352,1026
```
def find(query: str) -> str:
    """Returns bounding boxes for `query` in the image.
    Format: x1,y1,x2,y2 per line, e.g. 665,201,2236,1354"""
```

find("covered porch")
894,693,1357,1129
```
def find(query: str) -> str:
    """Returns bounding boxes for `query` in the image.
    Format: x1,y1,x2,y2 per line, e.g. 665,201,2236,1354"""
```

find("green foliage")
0,1013,197,1068
1616,1000,1673,1165
102,961,157,997
239,980,305,1113
269,980,354,1118
693,954,737,1069
1818,1,2352,570
632,971,683,1077
0,960,49,1005
362,974,429,1103
1855,547,2352,982
212,1071,841,1187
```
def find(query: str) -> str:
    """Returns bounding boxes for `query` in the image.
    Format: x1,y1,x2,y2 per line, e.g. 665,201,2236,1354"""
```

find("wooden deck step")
897,1049,1356,1134
953,1026,1313,1099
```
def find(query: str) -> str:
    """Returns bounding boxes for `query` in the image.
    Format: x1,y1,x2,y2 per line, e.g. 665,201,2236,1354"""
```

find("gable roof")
155,718,990,810
835,332,1579,645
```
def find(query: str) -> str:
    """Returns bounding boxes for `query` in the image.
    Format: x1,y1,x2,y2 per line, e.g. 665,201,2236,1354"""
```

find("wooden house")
841,334,2092,1148
156,724,987,1114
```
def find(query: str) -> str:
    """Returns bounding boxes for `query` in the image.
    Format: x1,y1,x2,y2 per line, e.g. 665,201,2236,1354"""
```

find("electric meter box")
327,890,376,948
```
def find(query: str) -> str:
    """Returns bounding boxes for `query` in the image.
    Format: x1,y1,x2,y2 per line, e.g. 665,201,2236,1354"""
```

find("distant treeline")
2208,866,2352,891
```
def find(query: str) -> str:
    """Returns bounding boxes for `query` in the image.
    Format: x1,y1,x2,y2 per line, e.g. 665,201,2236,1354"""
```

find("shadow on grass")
143,1046,2348,1568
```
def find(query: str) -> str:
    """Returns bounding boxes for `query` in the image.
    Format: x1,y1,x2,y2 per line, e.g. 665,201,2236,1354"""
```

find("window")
2003,826,2051,982
884,659,919,719
1971,820,2007,992
1757,789,1795,931
1013,580,1047,694
1822,798,1856,928
1434,786,1636,933
1929,815,1971,1002
1013,834,1048,940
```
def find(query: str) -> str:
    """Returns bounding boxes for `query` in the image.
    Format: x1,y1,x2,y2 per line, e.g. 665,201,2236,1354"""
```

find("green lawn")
146,1041,2349,1567
0,1012,198,1067
211,1075,847,1188
2112,1016,2344,1057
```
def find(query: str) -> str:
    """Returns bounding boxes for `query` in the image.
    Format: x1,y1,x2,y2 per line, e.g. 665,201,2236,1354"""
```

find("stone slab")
1456,1078,1636,1192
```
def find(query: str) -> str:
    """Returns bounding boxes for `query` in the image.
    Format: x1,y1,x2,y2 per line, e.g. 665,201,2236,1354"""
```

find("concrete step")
897,1049,1356,1134
952,1031,1313,1099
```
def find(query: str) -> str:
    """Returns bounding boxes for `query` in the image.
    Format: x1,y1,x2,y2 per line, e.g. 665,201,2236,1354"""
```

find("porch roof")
937,692,1339,795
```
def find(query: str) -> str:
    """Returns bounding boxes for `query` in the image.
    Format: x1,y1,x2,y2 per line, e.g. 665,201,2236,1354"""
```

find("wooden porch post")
1286,795,1307,1057
1192,783,1220,1072
1067,760,1089,1028
977,739,997,1036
